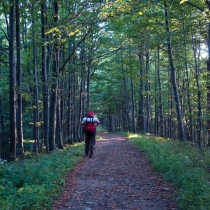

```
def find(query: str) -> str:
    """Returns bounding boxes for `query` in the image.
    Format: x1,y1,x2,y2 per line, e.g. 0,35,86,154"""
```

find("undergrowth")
127,133,210,210
0,143,84,210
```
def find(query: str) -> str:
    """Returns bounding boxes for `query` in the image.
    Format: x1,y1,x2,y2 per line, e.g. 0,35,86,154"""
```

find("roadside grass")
96,125,107,133
0,142,84,210
126,133,210,210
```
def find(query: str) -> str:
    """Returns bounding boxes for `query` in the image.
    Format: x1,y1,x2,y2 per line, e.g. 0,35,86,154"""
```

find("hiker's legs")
89,133,95,157
85,133,91,156
93,132,96,145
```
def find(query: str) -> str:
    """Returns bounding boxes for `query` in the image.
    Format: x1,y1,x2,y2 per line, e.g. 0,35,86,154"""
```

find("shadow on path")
54,133,177,210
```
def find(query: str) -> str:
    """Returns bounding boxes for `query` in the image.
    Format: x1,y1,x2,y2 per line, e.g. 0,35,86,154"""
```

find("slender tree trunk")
16,0,24,159
164,0,186,142
207,21,210,143
56,91,64,149
32,4,40,154
145,50,150,133
123,78,130,131
9,0,17,162
157,48,165,137
182,35,193,141
72,68,77,142
185,0,210,145
131,78,136,133
167,88,173,139
56,48,64,149
49,64,58,151
77,47,85,141
67,70,72,143
192,36,202,147
41,1,49,153
138,47,145,133
86,59,91,112
0,100,7,160
49,1,59,151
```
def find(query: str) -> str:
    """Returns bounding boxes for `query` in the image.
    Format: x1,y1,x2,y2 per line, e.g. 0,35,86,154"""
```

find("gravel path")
53,132,177,210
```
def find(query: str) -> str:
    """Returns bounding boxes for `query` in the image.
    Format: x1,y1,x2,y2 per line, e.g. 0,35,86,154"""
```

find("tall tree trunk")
56,47,64,149
67,70,73,144
32,4,40,154
192,36,202,147
157,48,165,137
183,35,193,141
167,87,173,139
185,0,210,144
122,78,130,131
164,0,186,142
72,67,77,142
207,18,210,144
16,0,24,159
0,100,7,160
9,0,17,161
56,91,64,149
86,61,91,112
49,1,59,151
138,47,145,133
41,1,49,153
77,47,85,141
154,58,159,135
145,50,150,133
131,78,136,133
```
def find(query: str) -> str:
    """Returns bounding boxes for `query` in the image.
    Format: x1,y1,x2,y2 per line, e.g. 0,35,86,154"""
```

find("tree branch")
185,1,204,12
1,27,9,42
206,0,210,8
59,27,92,72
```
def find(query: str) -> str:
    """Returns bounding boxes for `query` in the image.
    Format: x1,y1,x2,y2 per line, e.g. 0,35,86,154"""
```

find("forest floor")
53,132,177,210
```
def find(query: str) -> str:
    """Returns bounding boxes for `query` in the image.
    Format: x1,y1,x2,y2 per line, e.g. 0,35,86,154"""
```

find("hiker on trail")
82,111,100,158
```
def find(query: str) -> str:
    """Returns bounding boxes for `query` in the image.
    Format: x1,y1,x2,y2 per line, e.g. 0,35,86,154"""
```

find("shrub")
0,143,84,210
128,134,210,210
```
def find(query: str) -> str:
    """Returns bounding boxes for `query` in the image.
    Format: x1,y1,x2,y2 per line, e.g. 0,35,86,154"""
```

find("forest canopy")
0,0,210,161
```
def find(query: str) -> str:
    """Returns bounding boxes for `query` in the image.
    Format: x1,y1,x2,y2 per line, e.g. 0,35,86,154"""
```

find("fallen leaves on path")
54,133,177,210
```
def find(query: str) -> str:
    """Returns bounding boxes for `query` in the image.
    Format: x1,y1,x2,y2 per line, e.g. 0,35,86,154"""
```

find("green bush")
128,134,210,210
0,143,84,210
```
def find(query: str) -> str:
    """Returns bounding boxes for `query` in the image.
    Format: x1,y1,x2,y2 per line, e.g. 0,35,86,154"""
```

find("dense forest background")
0,0,209,161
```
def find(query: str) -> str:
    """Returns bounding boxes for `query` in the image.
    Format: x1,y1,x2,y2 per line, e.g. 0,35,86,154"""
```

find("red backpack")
84,111,96,132
84,118,96,133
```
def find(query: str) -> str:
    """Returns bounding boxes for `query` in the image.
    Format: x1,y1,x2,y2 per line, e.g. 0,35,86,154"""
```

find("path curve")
54,133,177,210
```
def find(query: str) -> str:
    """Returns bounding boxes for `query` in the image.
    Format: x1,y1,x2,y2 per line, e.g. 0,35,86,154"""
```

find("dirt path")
53,133,177,210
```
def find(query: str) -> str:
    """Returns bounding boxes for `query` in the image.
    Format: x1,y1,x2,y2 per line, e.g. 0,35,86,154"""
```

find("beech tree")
1,0,210,160
9,0,17,161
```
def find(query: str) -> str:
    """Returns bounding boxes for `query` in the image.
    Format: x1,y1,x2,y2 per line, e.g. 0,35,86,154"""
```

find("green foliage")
0,143,84,210
96,125,107,132
128,133,210,210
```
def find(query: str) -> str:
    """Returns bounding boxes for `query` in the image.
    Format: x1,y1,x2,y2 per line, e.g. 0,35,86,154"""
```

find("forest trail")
53,133,177,210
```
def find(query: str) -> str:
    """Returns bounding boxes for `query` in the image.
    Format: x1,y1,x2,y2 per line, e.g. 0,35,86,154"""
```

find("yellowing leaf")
68,29,80,37
138,11,143,15
180,0,188,4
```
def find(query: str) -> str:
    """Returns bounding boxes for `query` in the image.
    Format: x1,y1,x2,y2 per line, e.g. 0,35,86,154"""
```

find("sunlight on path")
54,133,176,210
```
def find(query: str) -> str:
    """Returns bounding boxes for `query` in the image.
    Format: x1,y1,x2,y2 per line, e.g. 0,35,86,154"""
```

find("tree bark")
157,48,165,137
32,4,40,154
145,50,150,133
192,35,202,147
49,1,59,151
207,21,210,143
164,0,186,142
16,0,24,159
131,78,136,133
9,0,17,161
41,1,49,153
138,47,145,133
